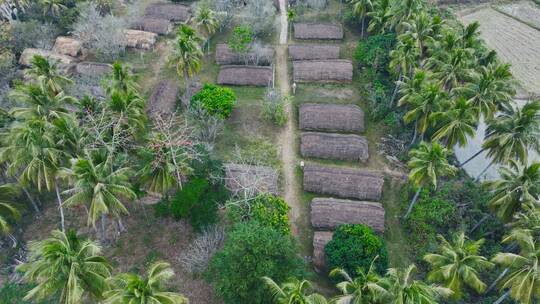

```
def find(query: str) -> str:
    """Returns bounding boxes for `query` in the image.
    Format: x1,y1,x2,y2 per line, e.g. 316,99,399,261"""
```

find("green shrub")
207,221,304,304
191,84,236,119
228,25,254,56
0,282,54,303
325,224,388,276
354,33,396,73
154,177,229,231
260,89,288,126
229,194,291,235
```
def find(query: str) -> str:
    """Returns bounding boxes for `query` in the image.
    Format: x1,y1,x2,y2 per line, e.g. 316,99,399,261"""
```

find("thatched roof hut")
131,18,172,35
224,163,279,196
299,103,365,133
144,3,190,22
217,65,273,86
310,198,385,233
19,48,76,67
294,23,343,40
288,44,340,60
303,164,383,201
74,62,112,78
124,29,157,50
215,44,274,66
147,80,179,117
293,60,352,83
53,36,82,57
313,231,333,272
300,132,369,162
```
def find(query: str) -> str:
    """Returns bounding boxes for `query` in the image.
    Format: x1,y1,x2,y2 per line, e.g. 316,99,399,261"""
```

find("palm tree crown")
0,184,21,234
262,276,328,304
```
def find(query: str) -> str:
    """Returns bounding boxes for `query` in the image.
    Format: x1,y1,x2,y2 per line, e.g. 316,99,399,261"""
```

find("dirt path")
276,0,304,236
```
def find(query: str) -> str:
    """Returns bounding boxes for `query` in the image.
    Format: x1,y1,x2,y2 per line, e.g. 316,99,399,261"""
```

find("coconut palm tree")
287,8,296,40
382,264,452,304
426,47,474,91
348,0,373,37
399,11,436,57
62,151,136,233
107,89,146,135
398,69,430,144
402,83,447,141
169,25,203,104
39,0,66,17
104,261,188,304
484,160,540,222
511,203,540,238
262,277,328,304
330,256,390,304
10,83,75,124
492,228,540,304
455,63,515,120
17,229,111,304
389,35,420,105
423,232,493,299
367,0,392,34
103,62,139,96
389,0,425,32
193,6,219,54
431,96,477,147
0,184,20,235
25,55,72,94
405,141,457,218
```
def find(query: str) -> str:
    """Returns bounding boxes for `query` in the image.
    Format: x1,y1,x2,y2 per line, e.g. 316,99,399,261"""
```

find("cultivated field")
496,0,540,29
460,7,540,95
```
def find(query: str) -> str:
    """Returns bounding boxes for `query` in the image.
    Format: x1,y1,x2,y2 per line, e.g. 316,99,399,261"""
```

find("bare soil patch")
460,7,540,95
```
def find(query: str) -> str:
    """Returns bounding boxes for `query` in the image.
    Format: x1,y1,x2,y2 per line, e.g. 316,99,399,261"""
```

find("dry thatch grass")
299,103,364,133
293,60,352,83
310,198,385,233
131,18,172,35
147,80,179,117
300,132,369,162
217,65,273,87
144,3,190,22
293,23,343,40
288,44,340,60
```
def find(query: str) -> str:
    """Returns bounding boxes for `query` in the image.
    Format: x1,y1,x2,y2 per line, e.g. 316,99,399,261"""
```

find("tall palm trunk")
410,121,418,146
459,147,486,167
183,70,191,108
361,16,365,38
404,186,422,218
390,72,403,107
22,187,40,213
487,268,508,294
492,290,510,304
475,160,494,182
55,182,65,233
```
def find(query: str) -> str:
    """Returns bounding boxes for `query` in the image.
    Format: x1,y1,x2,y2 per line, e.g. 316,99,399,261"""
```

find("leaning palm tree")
511,203,540,238
26,55,73,95
169,25,203,104
17,229,111,304
431,96,477,147
348,0,373,37
389,35,420,105
330,257,390,304
405,141,457,218
484,160,540,222
62,151,136,232
398,69,430,144
402,83,447,142
262,277,328,304
104,261,188,304
382,264,452,304
423,232,494,299
192,6,219,54
0,184,21,235
492,228,540,304
399,11,436,57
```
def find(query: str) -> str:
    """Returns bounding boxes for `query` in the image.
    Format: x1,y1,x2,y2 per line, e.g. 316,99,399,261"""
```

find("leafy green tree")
431,97,477,147
330,256,390,304
26,55,72,95
228,25,254,62
262,277,328,304
0,184,21,234
207,221,304,304
382,264,452,304
423,232,493,299
405,141,457,218
17,229,111,304
104,261,188,304
485,160,540,222
230,194,291,235
492,229,540,304
325,224,388,277
190,83,236,119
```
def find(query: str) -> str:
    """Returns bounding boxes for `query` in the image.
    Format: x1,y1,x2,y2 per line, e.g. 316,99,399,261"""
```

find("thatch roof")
288,44,340,60
19,48,76,68
131,18,172,35
310,198,385,233
303,164,383,201
74,62,112,78
215,43,273,66
294,23,343,40
299,103,365,133
144,3,190,22
147,80,179,117
224,163,279,196
301,132,369,162
313,231,333,272
53,36,82,57
293,60,352,83
124,29,157,50
217,65,273,86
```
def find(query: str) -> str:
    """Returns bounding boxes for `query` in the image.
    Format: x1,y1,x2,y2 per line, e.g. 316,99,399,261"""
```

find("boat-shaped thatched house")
310,198,385,233
144,3,190,22
312,231,333,272
147,80,179,117
215,43,273,66
293,60,352,83
131,18,172,35
288,44,340,60
217,65,273,86
299,103,365,133
224,163,279,196
303,164,383,201
293,23,343,40
74,62,112,78
300,132,369,162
